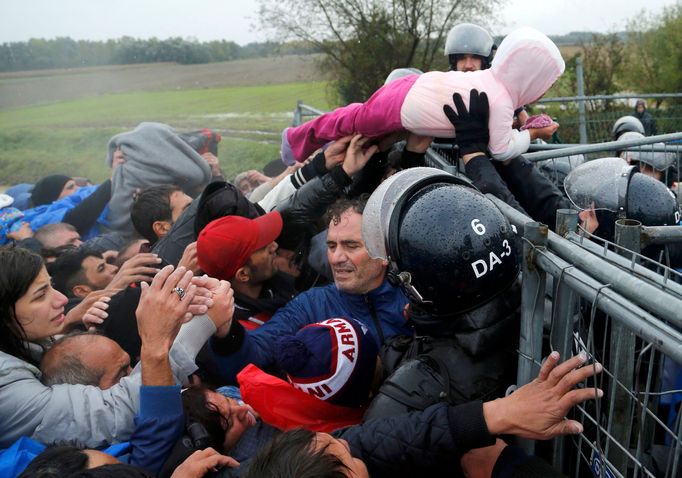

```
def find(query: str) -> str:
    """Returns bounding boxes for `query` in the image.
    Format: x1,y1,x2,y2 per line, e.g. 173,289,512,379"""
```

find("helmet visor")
363,167,458,260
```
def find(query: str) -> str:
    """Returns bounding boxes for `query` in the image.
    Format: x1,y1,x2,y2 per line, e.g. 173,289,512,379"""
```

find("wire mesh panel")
489,196,682,478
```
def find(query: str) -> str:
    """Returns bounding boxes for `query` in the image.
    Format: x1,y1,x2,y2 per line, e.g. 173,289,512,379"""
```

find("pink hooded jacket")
401,27,565,161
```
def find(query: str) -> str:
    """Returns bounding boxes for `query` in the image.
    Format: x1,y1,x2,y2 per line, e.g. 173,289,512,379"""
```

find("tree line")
544,3,682,108
0,37,321,72
258,0,681,103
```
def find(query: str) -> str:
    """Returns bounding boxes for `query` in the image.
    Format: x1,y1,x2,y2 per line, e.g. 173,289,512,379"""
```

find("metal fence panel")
290,100,682,476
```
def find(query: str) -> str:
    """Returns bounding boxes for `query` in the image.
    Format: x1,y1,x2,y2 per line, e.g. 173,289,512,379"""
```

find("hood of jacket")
491,27,565,108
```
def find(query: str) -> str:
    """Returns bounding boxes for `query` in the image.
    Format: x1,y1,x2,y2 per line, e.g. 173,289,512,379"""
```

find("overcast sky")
0,0,677,44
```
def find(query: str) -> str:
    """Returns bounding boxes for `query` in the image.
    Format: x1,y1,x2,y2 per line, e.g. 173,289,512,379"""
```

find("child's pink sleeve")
487,103,531,161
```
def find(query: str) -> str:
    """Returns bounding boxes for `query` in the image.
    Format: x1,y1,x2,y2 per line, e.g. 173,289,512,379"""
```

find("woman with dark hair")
0,246,220,449
0,246,53,364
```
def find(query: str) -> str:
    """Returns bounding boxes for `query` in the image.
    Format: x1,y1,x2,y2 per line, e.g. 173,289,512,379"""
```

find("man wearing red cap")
206,196,412,385
197,211,295,330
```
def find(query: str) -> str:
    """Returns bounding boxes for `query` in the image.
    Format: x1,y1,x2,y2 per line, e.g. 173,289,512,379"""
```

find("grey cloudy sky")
0,0,677,44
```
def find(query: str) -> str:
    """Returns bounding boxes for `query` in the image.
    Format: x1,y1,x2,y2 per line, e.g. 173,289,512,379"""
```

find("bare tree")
259,0,503,102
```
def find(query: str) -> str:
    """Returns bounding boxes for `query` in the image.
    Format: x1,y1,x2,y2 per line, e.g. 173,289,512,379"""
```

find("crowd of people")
0,23,679,478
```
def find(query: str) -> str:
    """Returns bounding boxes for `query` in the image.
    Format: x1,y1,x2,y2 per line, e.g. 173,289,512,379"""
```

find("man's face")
82,255,119,290
79,336,132,389
327,210,387,294
169,190,193,223
204,390,257,451
245,241,279,284
274,248,302,278
238,179,253,197
58,179,79,200
314,433,369,478
578,208,599,234
456,54,483,72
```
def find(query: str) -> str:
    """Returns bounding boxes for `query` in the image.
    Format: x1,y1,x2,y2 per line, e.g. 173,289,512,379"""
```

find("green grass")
0,81,335,183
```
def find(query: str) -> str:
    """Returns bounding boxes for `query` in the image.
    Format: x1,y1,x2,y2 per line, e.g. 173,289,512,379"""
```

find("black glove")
442,89,490,156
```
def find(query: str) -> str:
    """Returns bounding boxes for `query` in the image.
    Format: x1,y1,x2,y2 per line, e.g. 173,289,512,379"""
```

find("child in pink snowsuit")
281,27,564,165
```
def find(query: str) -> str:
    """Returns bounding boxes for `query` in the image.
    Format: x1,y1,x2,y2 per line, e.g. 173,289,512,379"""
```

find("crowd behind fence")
292,100,682,476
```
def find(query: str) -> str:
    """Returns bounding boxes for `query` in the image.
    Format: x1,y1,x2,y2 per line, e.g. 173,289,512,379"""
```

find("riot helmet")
627,173,681,226
564,157,681,239
363,167,519,318
612,115,645,140
444,23,496,70
615,131,645,158
629,143,675,172
537,153,585,195
384,67,423,85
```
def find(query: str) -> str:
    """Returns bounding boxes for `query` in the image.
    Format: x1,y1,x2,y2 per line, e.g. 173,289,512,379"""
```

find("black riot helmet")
627,172,681,226
612,115,645,140
537,153,585,196
363,168,519,319
565,157,681,240
444,23,496,71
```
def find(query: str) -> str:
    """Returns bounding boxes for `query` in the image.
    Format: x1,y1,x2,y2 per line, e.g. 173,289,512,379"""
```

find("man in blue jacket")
209,197,412,383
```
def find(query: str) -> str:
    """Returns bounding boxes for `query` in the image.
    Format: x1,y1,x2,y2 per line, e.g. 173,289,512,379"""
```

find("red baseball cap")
197,211,283,280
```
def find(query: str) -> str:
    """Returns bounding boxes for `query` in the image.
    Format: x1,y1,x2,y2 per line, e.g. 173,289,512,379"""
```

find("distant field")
0,55,336,183
0,49,587,184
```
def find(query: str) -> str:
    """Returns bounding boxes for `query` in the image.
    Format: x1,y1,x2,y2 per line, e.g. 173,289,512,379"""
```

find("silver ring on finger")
172,286,186,300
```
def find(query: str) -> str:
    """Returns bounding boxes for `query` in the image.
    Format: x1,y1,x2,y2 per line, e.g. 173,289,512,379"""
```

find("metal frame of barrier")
292,101,326,127
424,139,682,477
487,196,682,478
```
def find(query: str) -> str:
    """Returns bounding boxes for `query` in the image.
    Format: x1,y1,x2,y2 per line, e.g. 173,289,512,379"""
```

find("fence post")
517,222,548,455
549,214,579,471
606,219,640,473
293,100,303,126
555,209,579,238
576,56,588,144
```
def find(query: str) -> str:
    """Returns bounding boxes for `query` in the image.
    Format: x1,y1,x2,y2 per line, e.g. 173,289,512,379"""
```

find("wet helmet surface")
612,115,645,140
395,182,519,315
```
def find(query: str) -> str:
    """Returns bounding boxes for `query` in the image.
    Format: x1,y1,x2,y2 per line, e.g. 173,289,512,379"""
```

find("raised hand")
443,89,490,156
107,253,161,290
82,295,112,330
191,275,235,337
171,448,238,478
324,135,354,170
341,134,379,177
177,241,201,275
136,265,196,353
483,352,603,440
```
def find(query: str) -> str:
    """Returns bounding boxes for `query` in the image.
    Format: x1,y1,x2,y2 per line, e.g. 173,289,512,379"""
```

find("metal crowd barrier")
490,199,682,478
424,142,682,478
291,101,326,127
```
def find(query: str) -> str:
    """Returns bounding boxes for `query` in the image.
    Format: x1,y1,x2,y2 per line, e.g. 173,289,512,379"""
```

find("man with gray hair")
41,333,132,390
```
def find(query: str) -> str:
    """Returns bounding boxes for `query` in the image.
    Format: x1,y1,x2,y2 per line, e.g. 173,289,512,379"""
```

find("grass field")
0,48,587,184
0,56,335,183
